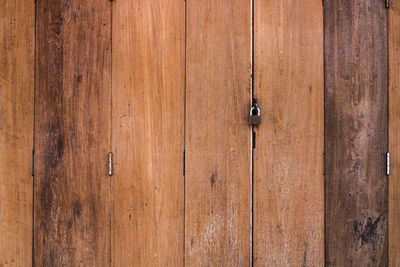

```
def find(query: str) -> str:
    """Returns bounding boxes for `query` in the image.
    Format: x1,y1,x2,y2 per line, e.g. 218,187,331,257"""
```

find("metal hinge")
108,152,113,176
386,0,390,8
387,152,390,176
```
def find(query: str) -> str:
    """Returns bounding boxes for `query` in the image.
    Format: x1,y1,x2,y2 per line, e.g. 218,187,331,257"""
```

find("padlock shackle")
250,107,261,116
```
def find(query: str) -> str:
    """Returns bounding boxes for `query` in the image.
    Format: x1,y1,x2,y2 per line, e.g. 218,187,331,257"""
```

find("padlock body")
249,115,261,125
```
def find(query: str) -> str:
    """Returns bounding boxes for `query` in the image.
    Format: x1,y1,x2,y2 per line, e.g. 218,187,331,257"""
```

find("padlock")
249,106,261,125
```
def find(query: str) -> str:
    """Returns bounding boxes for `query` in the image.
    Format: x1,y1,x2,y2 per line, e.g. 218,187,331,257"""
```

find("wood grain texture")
111,0,185,266
389,1,400,266
253,0,324,265
185,0,251,265
0,0,34,265
325,0,388,265
34,1,111,265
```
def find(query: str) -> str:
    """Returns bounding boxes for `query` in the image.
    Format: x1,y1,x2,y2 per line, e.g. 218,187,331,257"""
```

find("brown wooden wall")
185,0,251,265
253,0,324,265
112,1,185,266
325,0,388,265
0,0,34,265
390,0,400,266
34,1,112,265
0,0,398,266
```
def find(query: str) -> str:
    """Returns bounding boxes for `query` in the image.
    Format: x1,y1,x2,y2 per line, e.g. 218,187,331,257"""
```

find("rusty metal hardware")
249,98,261,125
109,152,113,176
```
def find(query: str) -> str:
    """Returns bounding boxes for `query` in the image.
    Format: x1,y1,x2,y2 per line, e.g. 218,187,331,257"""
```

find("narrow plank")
34,1,111,265
185,0,252,265
389,1,400,266
253,0,324,265
325,0,388,265
0,0,34,265
111,0,185,266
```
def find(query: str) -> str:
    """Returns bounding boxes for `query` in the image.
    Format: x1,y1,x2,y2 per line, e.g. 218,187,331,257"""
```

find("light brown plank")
34,1,111,265
325,0,388,265
185,0,252,265
390,1,400,266
111,0,185,266
0,0,34,265
253,0,324,265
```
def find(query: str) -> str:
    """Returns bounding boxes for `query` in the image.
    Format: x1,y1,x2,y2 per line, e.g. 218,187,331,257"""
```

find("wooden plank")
325,0,388,265
111,0,185,266
185,0,251,265
389,1,400,266
253,0,324,265
0,0,34,265
34,1,111,265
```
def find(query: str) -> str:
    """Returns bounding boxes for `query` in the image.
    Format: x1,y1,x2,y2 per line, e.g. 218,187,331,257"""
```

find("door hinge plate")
108,152,113,176
386,0,390,8
387,152,390,176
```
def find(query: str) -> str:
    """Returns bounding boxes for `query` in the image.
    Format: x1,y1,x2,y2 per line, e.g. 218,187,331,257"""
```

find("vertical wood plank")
389,1,400,266
0,0,34,265
185,0,252,265
253,0,324,265
325,0,388,265
111,0,185,266
34,1,111,265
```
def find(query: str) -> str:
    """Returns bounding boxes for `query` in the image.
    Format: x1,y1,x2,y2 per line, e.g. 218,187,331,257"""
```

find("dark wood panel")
389,0,400,266
253,0,324,265
324,0,388,265
34,1,111,265
185,0,252,265
111,0,185,265
0,0,34,265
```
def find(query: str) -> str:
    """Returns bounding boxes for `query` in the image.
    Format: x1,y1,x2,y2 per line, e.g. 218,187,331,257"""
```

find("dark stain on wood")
67,219,73,229
210,171,217,189
44,119,65,168
324,0,388,265
353,212,386,248
302,248,307,267
73,201,82,218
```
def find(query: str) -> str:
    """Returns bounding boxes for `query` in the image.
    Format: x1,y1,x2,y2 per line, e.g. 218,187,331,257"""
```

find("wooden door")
390,1,400,266
253,0,324,265
2,0,398,266
185,0,252,265
0,0,34,265
325,0,388,265
34,1,112,265
111,0,185,266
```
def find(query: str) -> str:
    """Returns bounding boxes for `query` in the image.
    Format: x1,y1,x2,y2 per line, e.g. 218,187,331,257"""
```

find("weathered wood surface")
185,0,252,265
34,1,112,265
253,0,324,265
389,1,400,266
325,0,388,265
0,0,34,265
111,0,185,266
